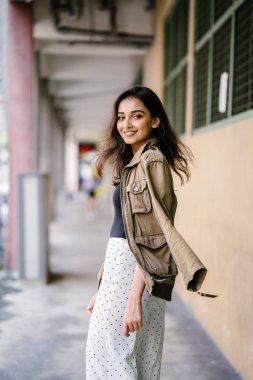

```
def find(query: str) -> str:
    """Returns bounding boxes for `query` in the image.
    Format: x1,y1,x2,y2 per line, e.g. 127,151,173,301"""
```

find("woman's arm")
122,264,145,337
145,159,207,291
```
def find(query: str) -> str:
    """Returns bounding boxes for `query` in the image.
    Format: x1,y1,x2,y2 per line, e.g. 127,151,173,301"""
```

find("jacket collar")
125,137,158,168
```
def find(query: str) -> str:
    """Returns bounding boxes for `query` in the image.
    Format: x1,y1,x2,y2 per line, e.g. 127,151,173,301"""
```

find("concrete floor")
0,193,242,380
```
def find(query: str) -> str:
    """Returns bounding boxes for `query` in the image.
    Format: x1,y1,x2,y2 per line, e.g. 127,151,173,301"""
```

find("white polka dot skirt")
86,237,166,379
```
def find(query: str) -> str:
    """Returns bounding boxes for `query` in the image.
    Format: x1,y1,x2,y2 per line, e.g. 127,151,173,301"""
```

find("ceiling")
33,0,155,142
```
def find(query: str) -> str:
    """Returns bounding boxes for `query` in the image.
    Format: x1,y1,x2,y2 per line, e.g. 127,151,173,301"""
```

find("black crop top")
109,183,126,239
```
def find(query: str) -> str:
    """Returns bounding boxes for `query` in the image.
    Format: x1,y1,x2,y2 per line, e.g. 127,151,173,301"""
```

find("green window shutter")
195,0,212,41
164,0,189,73
134,66,143,86
211,20,231,123
164,18,171,77
194,43,209,128
165,69,186,136
175,67,187,135
168,17,177,73
214,0,233,21
165,81,176,129
176,0,189,63
232,0,253,115
164,0,189,135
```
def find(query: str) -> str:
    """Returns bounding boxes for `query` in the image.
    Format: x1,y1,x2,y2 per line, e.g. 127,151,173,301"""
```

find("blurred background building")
0,0,252,379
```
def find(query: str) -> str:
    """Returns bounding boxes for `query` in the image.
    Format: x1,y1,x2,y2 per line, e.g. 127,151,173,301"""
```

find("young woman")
85,86,208,379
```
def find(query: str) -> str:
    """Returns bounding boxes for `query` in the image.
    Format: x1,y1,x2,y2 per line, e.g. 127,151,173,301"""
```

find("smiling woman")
85,86,208,380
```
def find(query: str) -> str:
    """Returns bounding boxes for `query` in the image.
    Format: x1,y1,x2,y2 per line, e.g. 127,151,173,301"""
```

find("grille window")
194,44,209,128
164,0,189,135
175,68,187,135
165,0,189,73
211,20,231,122
195,0,212,41
214,0,233,21
177,0,189,64
194,0,253,129
165,68,187,136
233,0,253,115
165,81,176,129
164,17,174,76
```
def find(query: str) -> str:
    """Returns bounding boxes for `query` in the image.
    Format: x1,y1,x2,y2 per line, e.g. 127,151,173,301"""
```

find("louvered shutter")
164,0,189,135
195,0,212,42
214,0,233,21
194,44,209,128
232,0,253,115
211,20,231,122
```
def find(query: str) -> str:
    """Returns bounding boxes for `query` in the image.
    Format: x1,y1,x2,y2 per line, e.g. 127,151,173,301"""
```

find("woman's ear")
152,116,160,129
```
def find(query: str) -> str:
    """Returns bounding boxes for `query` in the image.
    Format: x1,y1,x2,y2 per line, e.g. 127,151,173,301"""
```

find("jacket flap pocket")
127,179,147,194
135,234,167,249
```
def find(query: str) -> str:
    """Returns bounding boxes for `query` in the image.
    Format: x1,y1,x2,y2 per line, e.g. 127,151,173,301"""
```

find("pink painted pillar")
5,2,34,270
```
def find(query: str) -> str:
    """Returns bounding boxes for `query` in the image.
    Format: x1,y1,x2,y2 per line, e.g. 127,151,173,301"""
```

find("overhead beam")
40,42,148,57
48,81,129,97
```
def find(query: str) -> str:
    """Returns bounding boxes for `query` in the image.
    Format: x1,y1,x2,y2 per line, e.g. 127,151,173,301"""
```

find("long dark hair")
96,86,193,185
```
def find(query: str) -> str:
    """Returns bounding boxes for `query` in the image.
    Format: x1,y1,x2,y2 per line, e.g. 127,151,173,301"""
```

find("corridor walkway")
0,193,242,380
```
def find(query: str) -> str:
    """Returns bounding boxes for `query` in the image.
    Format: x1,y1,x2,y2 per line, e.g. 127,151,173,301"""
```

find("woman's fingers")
86,293,97,315
132,321,142,331
86,303,93,315
123,319,142,337
123,299,142,336
123,321,130,337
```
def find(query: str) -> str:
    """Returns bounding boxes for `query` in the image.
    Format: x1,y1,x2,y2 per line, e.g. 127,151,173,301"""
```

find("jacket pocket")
135,234,171,276
135,234,166,249
127,179,151,213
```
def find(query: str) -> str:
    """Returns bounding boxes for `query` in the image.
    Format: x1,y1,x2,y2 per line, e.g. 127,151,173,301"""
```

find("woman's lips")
124,131,137,137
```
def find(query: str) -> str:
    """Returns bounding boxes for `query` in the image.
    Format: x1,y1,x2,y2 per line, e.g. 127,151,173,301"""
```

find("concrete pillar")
52,114,65,194
51,112,65,215
38,80,54,174
6,2,33,270
37,79,66,216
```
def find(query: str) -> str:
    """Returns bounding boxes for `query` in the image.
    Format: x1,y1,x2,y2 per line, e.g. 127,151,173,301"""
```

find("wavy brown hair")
96,86,193,185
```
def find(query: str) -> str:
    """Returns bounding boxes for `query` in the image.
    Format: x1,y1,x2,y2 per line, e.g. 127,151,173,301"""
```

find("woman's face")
116,97,159,154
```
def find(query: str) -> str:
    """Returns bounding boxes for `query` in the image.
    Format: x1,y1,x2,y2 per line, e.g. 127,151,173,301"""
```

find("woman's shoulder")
141,145,165,164
141,146,173,180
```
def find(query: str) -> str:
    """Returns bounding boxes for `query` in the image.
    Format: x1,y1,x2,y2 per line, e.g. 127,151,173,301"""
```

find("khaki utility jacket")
97,137,207,301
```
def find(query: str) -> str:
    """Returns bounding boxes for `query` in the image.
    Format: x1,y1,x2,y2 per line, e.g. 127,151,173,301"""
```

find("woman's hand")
86,292,97,315
122,264,145,337
123,298,142,337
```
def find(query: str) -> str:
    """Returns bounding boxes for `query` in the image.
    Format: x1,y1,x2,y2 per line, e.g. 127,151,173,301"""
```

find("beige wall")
143,1,253,379
176,119,253,380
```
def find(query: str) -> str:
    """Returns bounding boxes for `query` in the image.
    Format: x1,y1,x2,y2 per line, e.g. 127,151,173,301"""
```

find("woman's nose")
123,117,132,129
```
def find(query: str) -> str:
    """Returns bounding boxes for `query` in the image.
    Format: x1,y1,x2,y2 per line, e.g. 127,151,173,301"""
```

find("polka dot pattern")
86,237,166,379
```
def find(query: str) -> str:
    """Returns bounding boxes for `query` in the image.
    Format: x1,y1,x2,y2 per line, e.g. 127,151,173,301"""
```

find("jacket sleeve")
145,159,207,292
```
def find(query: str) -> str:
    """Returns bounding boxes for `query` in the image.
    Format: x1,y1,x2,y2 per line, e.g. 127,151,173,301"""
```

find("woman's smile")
124,130,138,137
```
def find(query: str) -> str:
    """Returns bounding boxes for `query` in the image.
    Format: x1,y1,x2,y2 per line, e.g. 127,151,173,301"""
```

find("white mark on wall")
218,72,229,113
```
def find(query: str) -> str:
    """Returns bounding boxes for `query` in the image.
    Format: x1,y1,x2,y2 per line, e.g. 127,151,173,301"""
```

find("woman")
86,86,208,379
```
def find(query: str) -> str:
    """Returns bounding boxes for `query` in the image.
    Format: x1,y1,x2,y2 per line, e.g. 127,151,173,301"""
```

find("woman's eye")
132,114,142,119
117,116,124,121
